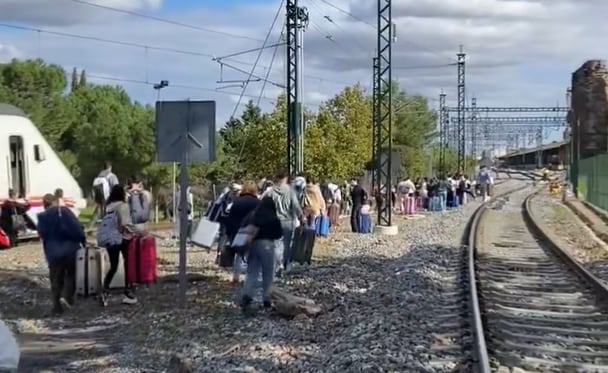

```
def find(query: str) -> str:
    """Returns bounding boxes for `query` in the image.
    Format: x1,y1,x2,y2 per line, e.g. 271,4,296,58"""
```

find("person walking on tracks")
37,194,86,315
90,161,119,228
263,171,303,273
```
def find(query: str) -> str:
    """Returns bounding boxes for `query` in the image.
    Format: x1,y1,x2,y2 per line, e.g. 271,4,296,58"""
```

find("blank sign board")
155,100,216,163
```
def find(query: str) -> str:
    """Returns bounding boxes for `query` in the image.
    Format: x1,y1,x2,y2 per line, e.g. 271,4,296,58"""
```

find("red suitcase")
126,234,157,284
0,227,10,249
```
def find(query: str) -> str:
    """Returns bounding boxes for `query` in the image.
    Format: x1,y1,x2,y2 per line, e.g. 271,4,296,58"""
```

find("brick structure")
571,60,608,159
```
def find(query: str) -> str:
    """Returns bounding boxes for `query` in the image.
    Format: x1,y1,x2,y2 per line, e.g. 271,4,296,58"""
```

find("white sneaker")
122,295,138,305
59,298,73,309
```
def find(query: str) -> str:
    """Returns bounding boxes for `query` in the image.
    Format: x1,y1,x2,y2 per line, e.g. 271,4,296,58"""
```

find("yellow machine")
549,181,561,194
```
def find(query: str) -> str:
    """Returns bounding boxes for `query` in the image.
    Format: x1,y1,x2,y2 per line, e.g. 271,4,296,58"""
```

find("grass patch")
78,205,96,224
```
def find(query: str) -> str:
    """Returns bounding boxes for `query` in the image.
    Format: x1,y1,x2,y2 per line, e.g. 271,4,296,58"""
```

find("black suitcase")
291,227,316,265
218,246,236,268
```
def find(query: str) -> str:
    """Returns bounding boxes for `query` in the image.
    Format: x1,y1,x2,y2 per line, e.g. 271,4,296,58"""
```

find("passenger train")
0,103,86,238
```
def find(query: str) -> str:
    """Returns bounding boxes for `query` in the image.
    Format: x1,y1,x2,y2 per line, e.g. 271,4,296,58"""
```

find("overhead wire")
0,22,361,88
317,0,374,28
67,0,263,42
308,0,372,55
74,71,280,103
65,0,375,87
257,30,284,108
229,0,284,119
232,2,285,166
0,22,245,66
315,0,456,63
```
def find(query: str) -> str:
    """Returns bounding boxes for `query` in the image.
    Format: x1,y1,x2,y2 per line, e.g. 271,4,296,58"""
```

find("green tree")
79,69,87,88
311,84,372,180
390,83,438,178
70,85,155,189
70,67,79,92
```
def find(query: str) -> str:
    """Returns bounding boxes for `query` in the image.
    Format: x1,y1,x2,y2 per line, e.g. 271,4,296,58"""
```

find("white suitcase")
76,246,109,297
191,218,220,249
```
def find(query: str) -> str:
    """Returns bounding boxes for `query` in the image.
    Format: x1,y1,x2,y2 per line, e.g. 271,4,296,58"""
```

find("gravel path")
0,181,523,372
531,191,608,283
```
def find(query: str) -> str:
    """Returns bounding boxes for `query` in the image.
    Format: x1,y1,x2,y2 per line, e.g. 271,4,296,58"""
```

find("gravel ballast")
0,180,524,372
531,191,608,283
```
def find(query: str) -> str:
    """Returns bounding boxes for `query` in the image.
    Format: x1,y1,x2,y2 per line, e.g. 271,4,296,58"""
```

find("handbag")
229,225,258,256
10,207,26,231
227,208,260,257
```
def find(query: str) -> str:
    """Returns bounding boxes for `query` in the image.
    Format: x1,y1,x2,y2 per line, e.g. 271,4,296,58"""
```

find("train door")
8,136,27,197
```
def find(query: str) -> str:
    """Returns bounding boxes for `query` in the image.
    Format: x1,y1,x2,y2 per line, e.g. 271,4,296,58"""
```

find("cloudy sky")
0,0,606,144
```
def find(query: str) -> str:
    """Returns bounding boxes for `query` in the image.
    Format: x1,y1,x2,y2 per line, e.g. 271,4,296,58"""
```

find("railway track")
468,186,608,372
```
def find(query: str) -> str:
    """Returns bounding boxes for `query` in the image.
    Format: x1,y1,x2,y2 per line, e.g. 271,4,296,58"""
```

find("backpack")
459,179,466,191
128,192,150,224
92,176,110,205
96,210,123,247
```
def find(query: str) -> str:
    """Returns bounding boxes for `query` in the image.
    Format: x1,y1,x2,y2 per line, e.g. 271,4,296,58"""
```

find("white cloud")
0,43,21,62
0,0,161,26
0,0,605,141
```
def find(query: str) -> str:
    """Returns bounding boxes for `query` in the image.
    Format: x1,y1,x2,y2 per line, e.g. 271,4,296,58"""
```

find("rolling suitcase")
315,215,330,237
0,227,9,249
191,218,221,249
292,227,316,265
126,234,157,285
218,245,236,268
76,245,109,297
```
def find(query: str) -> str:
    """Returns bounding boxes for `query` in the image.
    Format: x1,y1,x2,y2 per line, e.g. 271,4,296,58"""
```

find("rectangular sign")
155,100,216,163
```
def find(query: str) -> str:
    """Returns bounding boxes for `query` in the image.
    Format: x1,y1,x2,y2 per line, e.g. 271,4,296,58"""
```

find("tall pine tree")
70,67,78,92
79,69,87,88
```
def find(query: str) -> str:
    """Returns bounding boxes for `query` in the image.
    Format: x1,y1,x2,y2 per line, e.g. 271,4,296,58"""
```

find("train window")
33,145,45,162
8,136,26,197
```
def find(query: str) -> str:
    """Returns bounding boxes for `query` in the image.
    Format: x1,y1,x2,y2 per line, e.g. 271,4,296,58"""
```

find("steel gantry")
286,0,308,175
468,118,567,166
372,0,394,229
439,91,568,168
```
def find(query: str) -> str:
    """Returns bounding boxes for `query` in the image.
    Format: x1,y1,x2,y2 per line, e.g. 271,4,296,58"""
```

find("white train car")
0,103,86,237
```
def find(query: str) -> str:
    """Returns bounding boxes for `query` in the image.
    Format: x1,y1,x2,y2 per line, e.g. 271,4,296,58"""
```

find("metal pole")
178,158,188,308
375,0,394,228
177,102,191,309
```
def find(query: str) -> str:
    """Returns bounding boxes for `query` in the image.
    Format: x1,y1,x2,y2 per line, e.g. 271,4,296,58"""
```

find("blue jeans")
275,224,295,268
439,190,448,211
242,239,276,302
233,255,247,276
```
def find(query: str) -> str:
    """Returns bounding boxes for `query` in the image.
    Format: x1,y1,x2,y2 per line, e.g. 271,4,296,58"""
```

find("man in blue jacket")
37,194,86,315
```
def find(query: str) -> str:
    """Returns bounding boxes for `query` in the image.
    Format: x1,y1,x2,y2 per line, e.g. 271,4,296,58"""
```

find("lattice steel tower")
470,97,478,159
457,46,466,172
372,57,380,188
373,0,393,227
286,0,308,175
438,92,447,173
